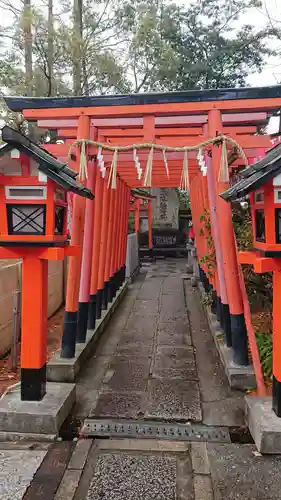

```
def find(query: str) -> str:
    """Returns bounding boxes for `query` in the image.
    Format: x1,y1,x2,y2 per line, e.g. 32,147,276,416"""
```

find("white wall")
126,233,139,278
0,260,64,357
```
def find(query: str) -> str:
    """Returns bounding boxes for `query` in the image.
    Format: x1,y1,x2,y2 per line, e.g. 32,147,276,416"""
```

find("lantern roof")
221,142,281,201
0,126,94,199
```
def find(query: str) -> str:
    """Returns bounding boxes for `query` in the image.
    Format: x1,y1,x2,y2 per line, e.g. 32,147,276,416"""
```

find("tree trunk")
47,0,54,97
23,0,33,96
73,0,83,95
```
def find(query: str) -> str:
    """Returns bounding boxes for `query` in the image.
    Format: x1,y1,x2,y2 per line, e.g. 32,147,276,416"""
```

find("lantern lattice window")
7,204,46,235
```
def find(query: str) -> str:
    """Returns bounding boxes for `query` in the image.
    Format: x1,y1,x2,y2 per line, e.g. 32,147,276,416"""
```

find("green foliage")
232,204,253,250
256,331,273,379
120,0,273,92
128,211,135,234
232,204,273,309
177,189,190,211
202,290,214,307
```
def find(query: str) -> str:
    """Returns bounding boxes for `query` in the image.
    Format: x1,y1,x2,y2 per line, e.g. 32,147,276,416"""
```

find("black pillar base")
61,311,77,358
230,313,249,366
108,277,114,303
221,302,232,347
76,302,89,343
96,289,103,319
202,272,211,294
273,376,281,417
120,265,125,285
21,365,46,401
103,281,109,310
112,272,117,299
199,266,205,285
123,264,126,283
119,265,125,286
216,296,223,328
116,268,121,291
149,248,154,260
120,267,123,286
211,290,217,314
87,294,96,330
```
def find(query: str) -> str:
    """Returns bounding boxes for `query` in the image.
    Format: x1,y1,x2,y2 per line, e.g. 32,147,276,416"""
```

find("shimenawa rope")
68,135,248,189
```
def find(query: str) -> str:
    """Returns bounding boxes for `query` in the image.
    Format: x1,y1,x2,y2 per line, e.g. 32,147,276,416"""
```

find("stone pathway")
4,259,281,499
83,260,201,423
0,442,49,500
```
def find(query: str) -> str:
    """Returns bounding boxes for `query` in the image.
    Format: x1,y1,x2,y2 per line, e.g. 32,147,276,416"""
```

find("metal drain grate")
81,419,230,443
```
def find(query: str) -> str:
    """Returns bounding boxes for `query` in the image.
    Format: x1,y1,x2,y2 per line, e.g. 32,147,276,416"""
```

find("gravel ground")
86,453,177,500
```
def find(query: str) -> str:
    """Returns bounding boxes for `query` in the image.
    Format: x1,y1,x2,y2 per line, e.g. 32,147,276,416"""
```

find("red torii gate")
130,190,154,252
4,87,281,372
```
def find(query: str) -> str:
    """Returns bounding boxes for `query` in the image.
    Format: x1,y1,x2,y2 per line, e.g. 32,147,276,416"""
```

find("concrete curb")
0,382,76,438
245,396,281,454
197,281,256,391
127,265,140,284
47,280,129,383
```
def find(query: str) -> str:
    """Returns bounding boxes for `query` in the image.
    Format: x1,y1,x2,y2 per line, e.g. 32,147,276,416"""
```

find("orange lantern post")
0,126,93,400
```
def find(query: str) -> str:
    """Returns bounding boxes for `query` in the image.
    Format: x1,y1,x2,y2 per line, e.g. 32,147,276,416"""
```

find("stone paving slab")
138,289,162,300
184,284,244,423
116,334,154,352
124,317,158,334
152,346,198,380
157,321,191,339
194,475,214,500
54,469,82,500
68,439,92,470
207,443,281,500
96,439,191,453
90,392,146,419
0,448,47,500
116,345,153,357
191,443,210,475
156,332,192,348
105,357,150,392
19,442,75,500
159,311,187,322
202,398,245,427
132,299,160,313
145,379,202,421
160,298,186,310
